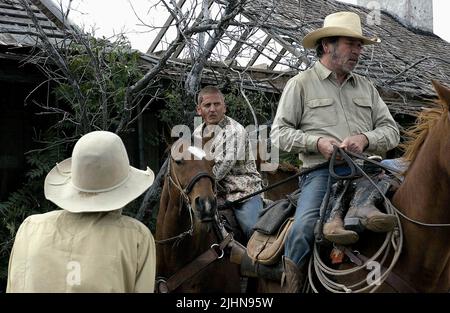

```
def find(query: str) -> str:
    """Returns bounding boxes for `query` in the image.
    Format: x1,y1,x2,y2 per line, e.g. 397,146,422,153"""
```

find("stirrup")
344,217,365,233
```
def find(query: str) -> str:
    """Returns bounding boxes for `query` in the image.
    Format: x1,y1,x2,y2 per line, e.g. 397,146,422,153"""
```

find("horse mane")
400,100,449,163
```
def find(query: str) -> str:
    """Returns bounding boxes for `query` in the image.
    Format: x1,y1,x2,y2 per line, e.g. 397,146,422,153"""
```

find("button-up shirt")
7,209,156,293
194,116,262,202
271,61,400,168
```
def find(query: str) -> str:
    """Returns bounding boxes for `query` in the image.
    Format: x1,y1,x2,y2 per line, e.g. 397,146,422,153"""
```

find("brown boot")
344,177,397,233
280,257,308,293
323,181,359,245
323,216,359,245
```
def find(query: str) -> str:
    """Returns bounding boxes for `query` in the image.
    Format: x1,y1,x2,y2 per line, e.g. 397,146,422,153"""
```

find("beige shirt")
7,210,156,293
271,61,400,168
193,116,262,202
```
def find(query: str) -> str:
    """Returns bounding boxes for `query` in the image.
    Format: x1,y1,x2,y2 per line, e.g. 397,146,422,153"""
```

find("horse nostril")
194,196,201,209
194,196,215,222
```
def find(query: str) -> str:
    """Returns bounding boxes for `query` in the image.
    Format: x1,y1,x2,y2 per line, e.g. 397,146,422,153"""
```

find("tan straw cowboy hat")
44,131,155,213
303,11,381,49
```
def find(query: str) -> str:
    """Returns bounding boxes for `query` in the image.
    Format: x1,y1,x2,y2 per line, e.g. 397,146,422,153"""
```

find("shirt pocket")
352,97,373,127
303,98,337,129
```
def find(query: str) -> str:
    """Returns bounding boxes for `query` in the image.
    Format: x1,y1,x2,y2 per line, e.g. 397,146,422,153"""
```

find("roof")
0,0,68,48
1,0,447,116
145,0,450,116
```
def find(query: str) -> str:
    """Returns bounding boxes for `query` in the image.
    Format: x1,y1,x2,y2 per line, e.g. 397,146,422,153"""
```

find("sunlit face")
196,92,227,125
328,37,363,74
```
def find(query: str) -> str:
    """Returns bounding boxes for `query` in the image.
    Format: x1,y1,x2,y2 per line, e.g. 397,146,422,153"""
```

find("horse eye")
175,159,183,165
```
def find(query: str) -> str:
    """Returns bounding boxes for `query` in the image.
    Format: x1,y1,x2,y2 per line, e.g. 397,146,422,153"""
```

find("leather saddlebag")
247,217,294,265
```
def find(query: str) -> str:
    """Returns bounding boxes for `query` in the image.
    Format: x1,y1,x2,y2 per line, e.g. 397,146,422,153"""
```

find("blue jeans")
234,195,263,239
284,166,351,266
381,158,409,181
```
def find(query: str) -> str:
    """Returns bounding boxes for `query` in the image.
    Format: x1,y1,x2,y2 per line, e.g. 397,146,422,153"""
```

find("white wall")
357,0,433,32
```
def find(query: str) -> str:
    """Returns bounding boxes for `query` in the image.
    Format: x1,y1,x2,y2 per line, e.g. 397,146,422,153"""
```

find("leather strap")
184,172,215,194
342,246,417,293
157,234,233,293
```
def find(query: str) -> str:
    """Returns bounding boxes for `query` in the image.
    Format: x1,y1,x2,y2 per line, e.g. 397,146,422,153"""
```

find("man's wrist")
316,137,323,153
361,134,369,151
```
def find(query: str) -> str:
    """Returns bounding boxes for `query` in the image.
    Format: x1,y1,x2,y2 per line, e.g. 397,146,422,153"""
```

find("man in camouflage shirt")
193,86,263,240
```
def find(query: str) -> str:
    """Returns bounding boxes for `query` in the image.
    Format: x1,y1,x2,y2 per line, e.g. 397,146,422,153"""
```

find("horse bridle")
167,156,216,203
155,157,216,245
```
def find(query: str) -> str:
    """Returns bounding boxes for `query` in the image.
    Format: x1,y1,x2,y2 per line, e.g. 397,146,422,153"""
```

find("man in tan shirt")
270,12,400,292
7,131,156,292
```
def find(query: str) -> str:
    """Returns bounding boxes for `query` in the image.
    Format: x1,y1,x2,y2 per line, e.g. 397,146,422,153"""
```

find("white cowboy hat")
302,11,381,49
44,131,155,213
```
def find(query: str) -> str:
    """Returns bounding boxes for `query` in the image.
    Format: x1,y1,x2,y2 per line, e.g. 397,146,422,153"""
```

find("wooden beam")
247,35,270,67
225,27,252,61
146,0,187,54
269,47,287,70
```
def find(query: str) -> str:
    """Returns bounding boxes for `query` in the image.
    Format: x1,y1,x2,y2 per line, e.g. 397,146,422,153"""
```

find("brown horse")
261,163,299,201
388,80,450,292
155,139,241,293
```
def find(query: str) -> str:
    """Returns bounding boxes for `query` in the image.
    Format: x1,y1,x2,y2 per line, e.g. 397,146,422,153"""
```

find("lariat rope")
309,146,403,293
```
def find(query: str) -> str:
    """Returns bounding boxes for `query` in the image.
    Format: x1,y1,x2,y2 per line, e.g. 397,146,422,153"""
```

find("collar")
217,116,229,128
315,61,356,87
200,116,229,134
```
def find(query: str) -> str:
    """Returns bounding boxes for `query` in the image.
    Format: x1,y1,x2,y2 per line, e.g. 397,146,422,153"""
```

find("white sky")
59,0,450,53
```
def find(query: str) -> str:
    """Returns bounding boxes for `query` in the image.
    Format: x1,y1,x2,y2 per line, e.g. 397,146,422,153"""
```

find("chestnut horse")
388,80,450,292
155,139,241,293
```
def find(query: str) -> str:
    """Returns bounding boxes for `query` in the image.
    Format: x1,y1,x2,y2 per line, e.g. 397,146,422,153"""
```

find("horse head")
169,138,217,223
156,138,242,293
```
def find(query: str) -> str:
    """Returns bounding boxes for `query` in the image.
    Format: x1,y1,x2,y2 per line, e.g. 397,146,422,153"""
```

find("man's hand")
317,137,341,160
339,134,368,154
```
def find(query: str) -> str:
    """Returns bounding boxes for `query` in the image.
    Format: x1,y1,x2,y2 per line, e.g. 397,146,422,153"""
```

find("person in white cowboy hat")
6,131,156,293
270,11,400,292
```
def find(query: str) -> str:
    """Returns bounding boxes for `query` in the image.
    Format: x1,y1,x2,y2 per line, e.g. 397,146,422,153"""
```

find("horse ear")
431,80,450,107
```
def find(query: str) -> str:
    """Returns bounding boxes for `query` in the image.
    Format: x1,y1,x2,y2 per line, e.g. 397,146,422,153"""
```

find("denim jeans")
234,195,263,239
284,166,351,266
381,158,409,181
